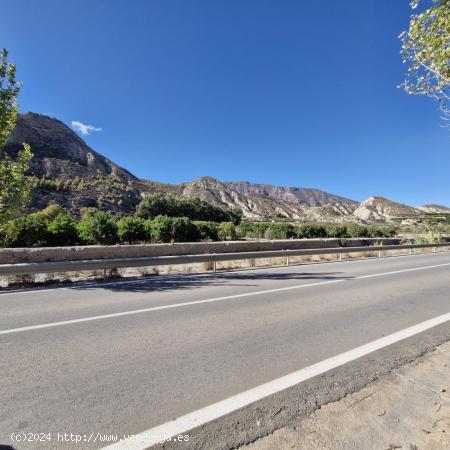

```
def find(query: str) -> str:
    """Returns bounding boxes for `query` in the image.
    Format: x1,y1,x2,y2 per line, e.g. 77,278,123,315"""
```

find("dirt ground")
241,341,450,450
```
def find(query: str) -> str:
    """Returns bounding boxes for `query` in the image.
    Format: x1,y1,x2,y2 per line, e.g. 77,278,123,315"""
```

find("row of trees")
136,194,242,224
0,205,398,247
0,205,239,247
237,222,397,240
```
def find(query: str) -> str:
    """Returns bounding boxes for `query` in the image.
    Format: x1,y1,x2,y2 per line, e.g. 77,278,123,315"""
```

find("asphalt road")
0,252,449,450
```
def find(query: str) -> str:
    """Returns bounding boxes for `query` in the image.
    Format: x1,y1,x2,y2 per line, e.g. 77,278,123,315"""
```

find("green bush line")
0,205,401,248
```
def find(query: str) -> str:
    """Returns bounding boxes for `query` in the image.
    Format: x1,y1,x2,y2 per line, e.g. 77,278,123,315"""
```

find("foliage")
171,217,199,242
193,220,219,241
412,230,442,243
46,212,78,246
145,215,173,243
145,215,199,243
76,211,118,245
324,224,349,238
0,49,33,225
2,215,49,247
249,222,271,239
263,223,296,240
399,0,450,125
116,217,147,244
295,224,328,239
218,222,237,241
35,204,67,221
136,194,242,224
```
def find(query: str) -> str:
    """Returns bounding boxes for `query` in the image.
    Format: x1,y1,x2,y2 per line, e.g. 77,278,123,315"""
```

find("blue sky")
2,0,449,205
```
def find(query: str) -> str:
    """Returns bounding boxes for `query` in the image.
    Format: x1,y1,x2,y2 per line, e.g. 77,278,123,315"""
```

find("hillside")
6,113,136,181
4,113,447,223
418,204,450,214
353,196,421,222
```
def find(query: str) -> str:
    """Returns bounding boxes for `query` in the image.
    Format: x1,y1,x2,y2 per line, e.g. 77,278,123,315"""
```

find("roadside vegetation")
0,48,32,225
0,204,400,247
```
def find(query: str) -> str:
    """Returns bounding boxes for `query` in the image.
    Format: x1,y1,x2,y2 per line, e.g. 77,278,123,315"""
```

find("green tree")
399,0,450,125
0,49,32,225
218,222,237,241
146,215,174,243
171,217,199,242
117,216,147,244
46,212,78,246
76,211,118,245
2,215,49,247
193,221,220,241
136,194,242,224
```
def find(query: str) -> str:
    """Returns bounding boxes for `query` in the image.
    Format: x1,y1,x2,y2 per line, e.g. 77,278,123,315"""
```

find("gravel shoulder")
241,340,450,450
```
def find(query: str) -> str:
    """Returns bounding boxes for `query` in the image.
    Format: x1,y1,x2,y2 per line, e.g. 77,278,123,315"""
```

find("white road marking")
0,262,449,336
103,312,450,450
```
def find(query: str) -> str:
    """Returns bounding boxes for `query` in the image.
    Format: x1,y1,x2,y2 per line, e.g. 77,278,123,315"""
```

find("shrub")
325,224,348,238
117,217,147,244
146,215,173,243
295,224,327,239
193,221,219,241
76,211,118,245
264,223,295,240
218,222,237,241
366,225,387,238
250,223,271,239
2,215,50,247
171,217,199,242
35,204,67,222
47,213,78,246
345,224,369,238
235,222,251,239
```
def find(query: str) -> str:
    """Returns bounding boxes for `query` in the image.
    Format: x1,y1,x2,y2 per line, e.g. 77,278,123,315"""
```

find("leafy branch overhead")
399,0,450,126
0,48,32,224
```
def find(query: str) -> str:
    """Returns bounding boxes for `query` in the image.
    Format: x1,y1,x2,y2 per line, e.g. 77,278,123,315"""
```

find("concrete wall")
0,238,401,264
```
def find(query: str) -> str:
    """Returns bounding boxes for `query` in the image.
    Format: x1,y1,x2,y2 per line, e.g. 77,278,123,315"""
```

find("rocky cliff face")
225,180,357,207
6,113,136,181
353,196,421,222
4,113,447,223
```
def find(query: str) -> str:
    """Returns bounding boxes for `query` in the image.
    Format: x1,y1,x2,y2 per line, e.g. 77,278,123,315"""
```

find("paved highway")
0,252,449,449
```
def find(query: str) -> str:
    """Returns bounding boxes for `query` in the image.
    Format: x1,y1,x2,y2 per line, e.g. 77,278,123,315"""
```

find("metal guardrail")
0,242,448,276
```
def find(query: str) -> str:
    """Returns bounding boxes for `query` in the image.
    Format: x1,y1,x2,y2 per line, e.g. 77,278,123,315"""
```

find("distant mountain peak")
4,112,445,224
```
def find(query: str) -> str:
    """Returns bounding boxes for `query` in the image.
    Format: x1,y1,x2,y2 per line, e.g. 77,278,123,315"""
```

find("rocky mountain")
418,204,450,214
4,113,448,223
225,181,356,207
7,113,136,181
353,196,421,222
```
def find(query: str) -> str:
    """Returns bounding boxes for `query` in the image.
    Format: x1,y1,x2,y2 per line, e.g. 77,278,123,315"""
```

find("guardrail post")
378,250,382,258
213,255,217,273
286,255,289,266
409,247,413,255
433,246,436,253
339,252,342,262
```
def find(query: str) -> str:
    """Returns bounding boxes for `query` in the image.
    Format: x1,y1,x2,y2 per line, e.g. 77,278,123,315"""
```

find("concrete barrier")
0,238,401,264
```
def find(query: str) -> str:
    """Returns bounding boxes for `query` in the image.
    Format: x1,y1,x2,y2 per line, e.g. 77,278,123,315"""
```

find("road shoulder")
241,340,450,450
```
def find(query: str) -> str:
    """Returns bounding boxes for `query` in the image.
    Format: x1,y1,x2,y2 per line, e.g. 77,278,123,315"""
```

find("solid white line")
0,262,449,337
103,312,450,450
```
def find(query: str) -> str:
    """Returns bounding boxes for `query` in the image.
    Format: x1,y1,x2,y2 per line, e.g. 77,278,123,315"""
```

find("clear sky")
2,0,449,206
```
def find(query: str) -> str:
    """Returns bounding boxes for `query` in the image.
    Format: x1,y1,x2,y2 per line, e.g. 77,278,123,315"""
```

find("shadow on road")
70,270,349,294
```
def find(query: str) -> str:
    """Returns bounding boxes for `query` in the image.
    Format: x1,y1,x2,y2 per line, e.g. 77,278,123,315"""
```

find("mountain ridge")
5,112,448,223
